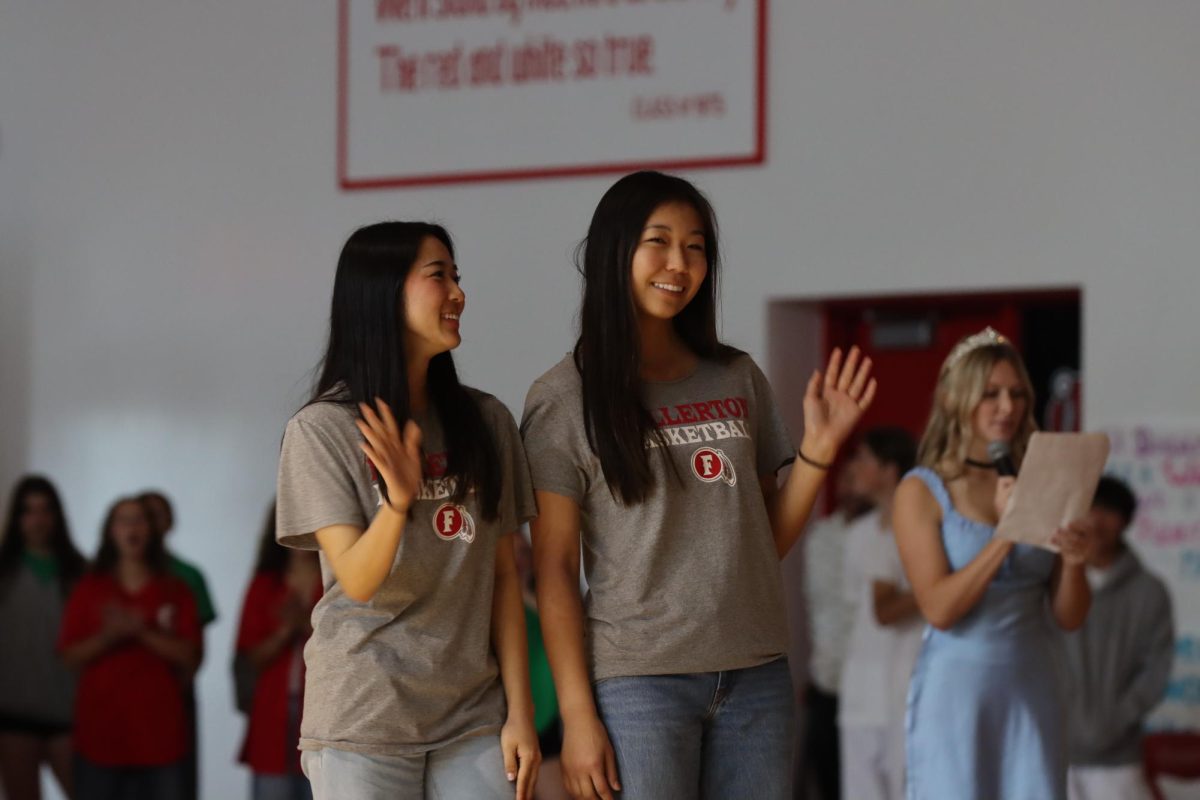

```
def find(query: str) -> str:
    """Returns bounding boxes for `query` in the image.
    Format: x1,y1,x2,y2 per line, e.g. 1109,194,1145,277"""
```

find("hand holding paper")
1049,519,1096,566
994,432,1110,551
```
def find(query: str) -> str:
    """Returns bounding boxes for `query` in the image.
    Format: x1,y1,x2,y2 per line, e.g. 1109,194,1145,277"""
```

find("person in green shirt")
140,492,217,627
513,533,570,800
140,490,216,800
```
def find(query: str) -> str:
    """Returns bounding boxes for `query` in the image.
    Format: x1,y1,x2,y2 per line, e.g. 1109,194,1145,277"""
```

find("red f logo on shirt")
432,503,476,544
156,603,176,631
692,447,737,486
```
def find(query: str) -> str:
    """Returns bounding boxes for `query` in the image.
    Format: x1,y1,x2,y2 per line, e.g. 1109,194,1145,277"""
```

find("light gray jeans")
300,734,514,800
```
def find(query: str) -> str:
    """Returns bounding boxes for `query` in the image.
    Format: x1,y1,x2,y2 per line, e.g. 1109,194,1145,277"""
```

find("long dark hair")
0,475,86,592
309,222,501,520
574,171,739,505
93,497,169,574
254,503,288,575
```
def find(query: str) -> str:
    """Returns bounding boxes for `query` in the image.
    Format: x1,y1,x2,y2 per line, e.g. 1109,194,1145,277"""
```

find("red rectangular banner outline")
337,0,768,190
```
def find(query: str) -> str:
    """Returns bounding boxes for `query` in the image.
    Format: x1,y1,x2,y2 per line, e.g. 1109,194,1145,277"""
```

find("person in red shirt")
235,504,321,800
59,496,200,800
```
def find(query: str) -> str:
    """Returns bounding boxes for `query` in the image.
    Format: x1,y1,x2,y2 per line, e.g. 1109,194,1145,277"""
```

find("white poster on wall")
1105,424,1200,731
338,0,765,189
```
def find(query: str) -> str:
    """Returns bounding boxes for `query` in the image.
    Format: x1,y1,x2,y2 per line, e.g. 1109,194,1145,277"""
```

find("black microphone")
987,440,1017,478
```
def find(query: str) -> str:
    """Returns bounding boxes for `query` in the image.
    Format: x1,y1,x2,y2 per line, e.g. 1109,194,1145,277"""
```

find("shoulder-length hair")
309,222,500,520
0,475,86,592
917,342,1038,479
93,497,169,574
573,171,739,505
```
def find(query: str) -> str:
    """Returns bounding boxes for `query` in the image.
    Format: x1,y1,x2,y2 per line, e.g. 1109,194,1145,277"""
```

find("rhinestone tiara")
941,327,1010,375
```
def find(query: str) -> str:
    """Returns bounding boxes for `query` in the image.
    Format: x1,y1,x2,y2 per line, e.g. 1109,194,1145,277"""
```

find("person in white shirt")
839,427,922,800
800,468,872,800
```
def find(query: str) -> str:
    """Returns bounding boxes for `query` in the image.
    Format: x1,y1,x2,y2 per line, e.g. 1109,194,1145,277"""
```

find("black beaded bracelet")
797,449,833,470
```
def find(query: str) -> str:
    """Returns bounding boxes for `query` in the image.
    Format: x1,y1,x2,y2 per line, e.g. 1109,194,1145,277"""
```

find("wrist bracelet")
797,449,833,470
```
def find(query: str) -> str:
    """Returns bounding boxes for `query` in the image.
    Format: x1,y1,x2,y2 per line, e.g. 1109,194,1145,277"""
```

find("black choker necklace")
965,458,996,470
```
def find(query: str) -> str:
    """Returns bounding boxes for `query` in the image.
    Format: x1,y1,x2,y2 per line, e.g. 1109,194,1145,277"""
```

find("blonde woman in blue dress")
894,329,1095,800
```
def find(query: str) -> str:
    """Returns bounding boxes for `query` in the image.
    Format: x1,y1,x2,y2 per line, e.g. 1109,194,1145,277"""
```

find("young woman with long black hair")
0,476,86,800
59,496,201,800
521,171,877,799
275,222,540,799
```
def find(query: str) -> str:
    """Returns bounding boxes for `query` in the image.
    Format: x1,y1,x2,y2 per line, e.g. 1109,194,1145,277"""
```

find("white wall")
3,1,1199,797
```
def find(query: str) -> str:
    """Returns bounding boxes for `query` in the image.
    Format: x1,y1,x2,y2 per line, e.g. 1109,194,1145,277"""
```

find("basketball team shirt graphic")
521,353,796,681
432,503,476,543
370,449,477,543
691,447,736,485
276,390,536,756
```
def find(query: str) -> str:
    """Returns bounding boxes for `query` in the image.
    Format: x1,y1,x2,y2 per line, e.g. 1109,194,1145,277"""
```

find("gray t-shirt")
520,353,795,681
276,389,536,756
0,565,76,725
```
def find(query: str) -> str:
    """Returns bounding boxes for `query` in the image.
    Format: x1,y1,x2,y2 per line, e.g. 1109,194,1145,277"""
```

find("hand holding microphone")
988,437,1097,562
987,440,1017,477
988,441,1018,520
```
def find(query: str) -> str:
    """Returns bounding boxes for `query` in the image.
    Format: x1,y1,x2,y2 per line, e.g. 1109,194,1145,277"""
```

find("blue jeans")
594,657,794,800
301,734,513,800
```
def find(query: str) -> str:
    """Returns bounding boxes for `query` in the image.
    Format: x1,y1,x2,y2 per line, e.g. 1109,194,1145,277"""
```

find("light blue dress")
905,467,1066,800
